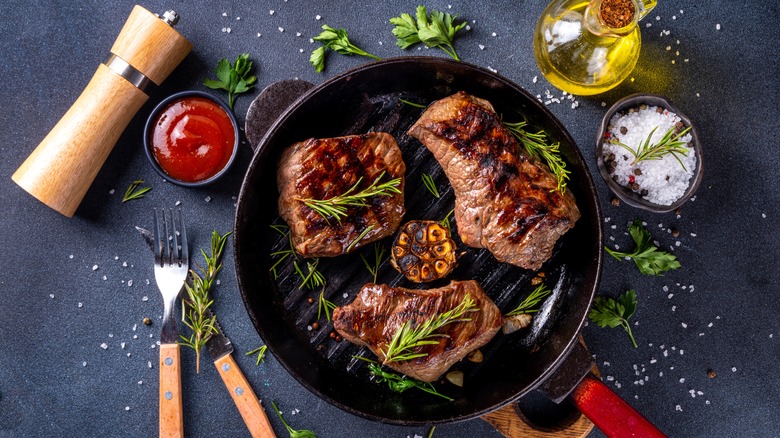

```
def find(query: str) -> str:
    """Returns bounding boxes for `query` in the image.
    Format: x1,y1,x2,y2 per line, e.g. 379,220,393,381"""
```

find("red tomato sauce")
150,96,236,182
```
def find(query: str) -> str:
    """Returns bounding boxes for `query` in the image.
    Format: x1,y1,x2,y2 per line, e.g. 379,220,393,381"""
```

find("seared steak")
333,280,502,382
407,92,580,270
277,133,405,257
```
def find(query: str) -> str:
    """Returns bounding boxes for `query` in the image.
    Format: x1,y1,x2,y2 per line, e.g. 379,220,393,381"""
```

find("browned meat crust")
407,92,580,270
277,133,406,257
333,280,502,382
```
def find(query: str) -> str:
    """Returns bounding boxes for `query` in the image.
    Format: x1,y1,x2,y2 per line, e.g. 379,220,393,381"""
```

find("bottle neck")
584,0,642,37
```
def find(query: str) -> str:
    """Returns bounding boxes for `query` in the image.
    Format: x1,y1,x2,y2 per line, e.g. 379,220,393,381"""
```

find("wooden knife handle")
214,354,277,438
159,343,184,438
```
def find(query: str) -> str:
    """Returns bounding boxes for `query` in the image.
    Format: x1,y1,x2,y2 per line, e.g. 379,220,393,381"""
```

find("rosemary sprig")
360,242,387,283
245,345,268,365
297,171,402,223
505,284,552,316
271,401,317,438
440,209,455,232
612,126,692,170
503,120,570,193
179,230,231,373
353,356,453,401
383,295,477,364
317,290,337,322
421,173,440,198
122,179,151,202
399,98,427,108
269,224,295,279
294,258,326,290
345,225,375,253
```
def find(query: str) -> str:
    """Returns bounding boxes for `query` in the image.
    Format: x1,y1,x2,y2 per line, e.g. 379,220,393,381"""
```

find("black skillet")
234,57,663,434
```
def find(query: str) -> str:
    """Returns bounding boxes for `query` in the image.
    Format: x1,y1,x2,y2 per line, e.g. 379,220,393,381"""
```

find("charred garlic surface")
391,220,457,282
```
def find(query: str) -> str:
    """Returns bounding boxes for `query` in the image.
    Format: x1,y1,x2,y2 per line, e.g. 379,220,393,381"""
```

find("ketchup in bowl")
145,91,238,186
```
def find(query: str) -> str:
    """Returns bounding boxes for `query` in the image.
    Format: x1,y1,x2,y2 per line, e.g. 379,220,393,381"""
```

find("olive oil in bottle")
533,0,656,95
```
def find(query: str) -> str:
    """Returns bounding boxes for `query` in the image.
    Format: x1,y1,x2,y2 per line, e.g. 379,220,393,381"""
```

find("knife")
137,226,276,438
205,309,277,438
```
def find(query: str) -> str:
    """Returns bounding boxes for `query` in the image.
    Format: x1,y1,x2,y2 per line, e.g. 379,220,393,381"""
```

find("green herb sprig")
353,356,453,401
613,126,692,170
605,220,681,275
439,209,455,232
588,290,638,348
399,98,427,108
360,242,387,283
390,6,467,60
269,224,295,280
271,401,316,438
179,231,231,373
383,295,477,363
317,290,337,322
246,345,268,365
294,259,326,290
505,284,552,316
268,224,328,289
310,25,381,73
421,173,440,198
122,179,151,202
203,53,257,109
297,171,402,223
346,225,375,253
504,120,570,193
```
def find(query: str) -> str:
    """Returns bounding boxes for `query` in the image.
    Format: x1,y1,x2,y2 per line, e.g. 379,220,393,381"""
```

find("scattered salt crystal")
82,361,87,367
762,213,767,218
659,372,663,377
675,241,681,247
668,294,674,299
78,302,83,308
222,12,227,16
133,324,137,331
663,350,668,357
601,102,607,107
697,391,704,396
676,405,682,412
121,343,126,349
679,378,685,383
175,200,181,206
343,293,349,299
716,23,721,30
102,275,107,281
278,27,285,32
478,44,485,50
127,280,133,287
655,16,660,21
607,376,614,381
296,32,302,37
205,196,211,203
315,15,321,20
604,361,610,366
142,296,149,302
491,32,497,37
257,33,262,37
122,261,128,267
49,294,55,299
532,76,538,83
672,16,676,20
732,367,737,372
666,46,671,51
92,265,99,271
109,334,114,338
109,189,115,195
681,322,687,328
663,285,669,292
138,380,143,385
269,10,275,15
699,333,705,337
307,325,312,331
706,400,711,405
100,343,108,350
148,361,153,368
236,17,240,20
465,25,471,31
69,254,74,259
650,358,657,364
680,350,684,355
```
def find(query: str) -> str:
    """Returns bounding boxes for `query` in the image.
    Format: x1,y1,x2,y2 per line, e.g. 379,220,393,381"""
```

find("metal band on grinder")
103,53,154,93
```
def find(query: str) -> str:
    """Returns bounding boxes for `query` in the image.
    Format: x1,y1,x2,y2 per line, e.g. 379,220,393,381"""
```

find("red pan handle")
572,375,666,438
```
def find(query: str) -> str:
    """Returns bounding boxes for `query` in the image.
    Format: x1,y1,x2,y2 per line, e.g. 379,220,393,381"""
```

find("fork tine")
170,208,180,266
178,209,189,266
153,208,162,265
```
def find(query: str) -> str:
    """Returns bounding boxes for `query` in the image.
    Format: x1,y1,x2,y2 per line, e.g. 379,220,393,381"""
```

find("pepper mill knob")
161,10,179,26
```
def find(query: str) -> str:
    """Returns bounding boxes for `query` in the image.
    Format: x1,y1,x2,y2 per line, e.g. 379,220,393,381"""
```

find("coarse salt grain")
100,343,108,350
602,105,696,205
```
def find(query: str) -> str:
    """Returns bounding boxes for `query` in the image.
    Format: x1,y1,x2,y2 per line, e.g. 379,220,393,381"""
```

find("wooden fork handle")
159,343,184,438
214,354,277,438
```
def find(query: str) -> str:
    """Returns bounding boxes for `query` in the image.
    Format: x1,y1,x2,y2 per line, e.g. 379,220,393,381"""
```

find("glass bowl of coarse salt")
596,94,703,213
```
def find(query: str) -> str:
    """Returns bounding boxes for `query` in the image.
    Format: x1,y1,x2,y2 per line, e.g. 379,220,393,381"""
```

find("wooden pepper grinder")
12,6,192,217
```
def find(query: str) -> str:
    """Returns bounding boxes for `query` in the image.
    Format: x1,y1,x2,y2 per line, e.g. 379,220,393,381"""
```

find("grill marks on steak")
333,280,502,382
277,133,405,257
408,92,580,270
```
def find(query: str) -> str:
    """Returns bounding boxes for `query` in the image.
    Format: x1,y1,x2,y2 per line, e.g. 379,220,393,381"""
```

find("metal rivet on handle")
222,363,230,372
164,391,173,400
235,387,244,396
164,357,173,366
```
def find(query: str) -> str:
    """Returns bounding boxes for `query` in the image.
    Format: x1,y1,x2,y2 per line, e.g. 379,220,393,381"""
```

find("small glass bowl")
595,93,703,213
144,90,239,187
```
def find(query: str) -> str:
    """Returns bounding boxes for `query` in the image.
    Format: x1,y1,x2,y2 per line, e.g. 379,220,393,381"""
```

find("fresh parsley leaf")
310,25,380,73
605,220,681,275
203,53,257,109
390,5,467,60
588,290,638,348
271,401,316,438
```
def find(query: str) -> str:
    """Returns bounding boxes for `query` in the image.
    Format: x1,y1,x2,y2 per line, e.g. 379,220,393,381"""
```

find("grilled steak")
333,280,502,382
408,92,580,270
277,133,405,257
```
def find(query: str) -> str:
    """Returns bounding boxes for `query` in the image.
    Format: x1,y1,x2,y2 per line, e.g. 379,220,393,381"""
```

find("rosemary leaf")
271,401,317,438
317,290,337,322
503,119,570,193
122,179,151,202
359,242,386,283
179,230,231,373
383,294,478,364
297,171,401,223
399,98,427,108
505,284,552,316
269,224,296,280
421,173,440,198
245,345,268,365
439,209,455,232
346,225,375,253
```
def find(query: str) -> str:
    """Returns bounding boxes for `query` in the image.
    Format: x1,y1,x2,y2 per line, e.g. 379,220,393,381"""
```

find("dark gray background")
1,1,778,437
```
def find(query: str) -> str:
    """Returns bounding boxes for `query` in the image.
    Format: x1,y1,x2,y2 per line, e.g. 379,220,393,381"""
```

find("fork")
153,208,189,438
